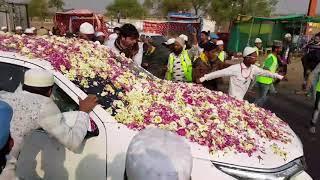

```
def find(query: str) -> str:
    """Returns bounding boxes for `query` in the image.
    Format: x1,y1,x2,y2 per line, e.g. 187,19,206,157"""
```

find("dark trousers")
0,136,11,173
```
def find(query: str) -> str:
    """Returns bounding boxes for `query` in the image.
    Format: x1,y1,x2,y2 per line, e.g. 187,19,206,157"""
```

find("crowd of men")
1,22,320,180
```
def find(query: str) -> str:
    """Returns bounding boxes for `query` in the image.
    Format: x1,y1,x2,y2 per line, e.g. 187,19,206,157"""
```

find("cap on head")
95,31,105,37
31,27,36,31
24,69,54,87
79,22,95,35
216,40,224,46
179,34,188,42
255,38,262,43
1,26,7,31
284,33,292,38
209,33,219,39
175,37,185,47
243,47,257,57
273,40,282,47
15,26,22,30
125,128,192,180
24,28,34,34
164,38,175,45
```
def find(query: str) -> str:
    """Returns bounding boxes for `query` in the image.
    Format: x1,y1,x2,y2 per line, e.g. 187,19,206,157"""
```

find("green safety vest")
256,54,278,85
166,50,193,82
218,51,226,62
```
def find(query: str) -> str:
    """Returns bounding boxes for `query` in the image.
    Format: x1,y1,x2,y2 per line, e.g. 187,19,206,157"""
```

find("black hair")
22,84,53,97
201,31,209,37
119,24,139,38
114,27,121,32
272,45,281,52
203,42,216,52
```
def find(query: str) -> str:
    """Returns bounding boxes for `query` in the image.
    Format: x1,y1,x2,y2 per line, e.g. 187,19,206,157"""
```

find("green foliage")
106,0,147,18
28,0,48,20
207,0,278,23
48,0,65,11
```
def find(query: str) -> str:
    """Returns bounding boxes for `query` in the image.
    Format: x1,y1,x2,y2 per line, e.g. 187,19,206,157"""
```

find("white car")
0,51,313,180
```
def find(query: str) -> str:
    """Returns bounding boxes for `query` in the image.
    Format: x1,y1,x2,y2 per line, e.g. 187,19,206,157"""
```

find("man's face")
218,45,224,51
255,42,262,48
205,49,216,60
200,33,208,42
275,46,282,54
285,37,292,42
80,33,94,41
173,42,183,53
244,52,257,65
16,30,23,35
121,36,138,48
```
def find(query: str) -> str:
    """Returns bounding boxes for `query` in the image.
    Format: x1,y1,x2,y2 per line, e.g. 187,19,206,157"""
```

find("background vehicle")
0,51,312,180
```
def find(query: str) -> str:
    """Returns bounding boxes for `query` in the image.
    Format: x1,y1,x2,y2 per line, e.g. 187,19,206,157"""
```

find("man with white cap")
166,31,199,82
24,28,34,36
254,38,263,56
200,47,283,100
216,40,227,62
179,34,191,50
0,27,8,33
14,26,23,35
125,128,193,180
0,69,98,180
279,33,293,80
79,22,95,41
94,31,106,45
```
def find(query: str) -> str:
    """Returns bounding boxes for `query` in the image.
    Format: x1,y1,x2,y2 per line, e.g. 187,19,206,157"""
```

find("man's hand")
199,77,206,83
79,95,98,113
276,74,284,80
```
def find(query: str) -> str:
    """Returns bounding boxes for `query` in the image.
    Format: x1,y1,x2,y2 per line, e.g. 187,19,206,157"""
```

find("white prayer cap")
255,38,262,43
216,40,224,45
24,28,33,34
1,26,7,31
125,128,192,180
30,27,36,31
24,69,54,87
175,37,185,47
15,26,22,30
163,38,175,45
95,31,105,37
285,33,292,38
79,22,94,35
179,34,188,42
243,47,257,57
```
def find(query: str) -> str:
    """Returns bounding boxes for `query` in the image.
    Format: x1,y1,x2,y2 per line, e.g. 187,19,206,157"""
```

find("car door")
0,58,107,180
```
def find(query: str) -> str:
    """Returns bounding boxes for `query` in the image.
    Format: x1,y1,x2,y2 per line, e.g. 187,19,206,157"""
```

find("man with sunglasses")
200,47,283,100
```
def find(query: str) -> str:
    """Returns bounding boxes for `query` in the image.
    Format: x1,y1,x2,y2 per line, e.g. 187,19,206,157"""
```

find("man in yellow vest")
254,38,263,56
165,33,199,82
306,62,320,134
216,40,227,62
254,41,282,107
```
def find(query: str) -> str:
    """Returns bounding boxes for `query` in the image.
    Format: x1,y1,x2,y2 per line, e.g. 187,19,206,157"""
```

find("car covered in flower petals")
0,33,313,180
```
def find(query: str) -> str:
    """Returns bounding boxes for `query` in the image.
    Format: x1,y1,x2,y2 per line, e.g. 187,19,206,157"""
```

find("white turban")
80,22,94,35
24,69,54,87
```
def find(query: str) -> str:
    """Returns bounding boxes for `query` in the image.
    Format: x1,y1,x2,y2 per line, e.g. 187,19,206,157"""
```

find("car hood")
189,125,303,169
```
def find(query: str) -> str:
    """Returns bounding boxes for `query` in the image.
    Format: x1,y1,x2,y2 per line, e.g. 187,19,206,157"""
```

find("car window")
52,85,79,112
0,62,27,92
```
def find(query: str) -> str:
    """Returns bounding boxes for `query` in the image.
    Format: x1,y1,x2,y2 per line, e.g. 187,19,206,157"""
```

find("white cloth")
203,63,282,100
126,128,192,180
106,36,143,66
0,91,89,169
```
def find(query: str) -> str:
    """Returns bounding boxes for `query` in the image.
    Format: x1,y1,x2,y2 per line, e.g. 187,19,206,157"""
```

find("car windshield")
0,34,293,159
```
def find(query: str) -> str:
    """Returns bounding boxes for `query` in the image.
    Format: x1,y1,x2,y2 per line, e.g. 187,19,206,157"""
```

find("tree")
160,0,192,15
28,0,48,20
207,0,278,24
106,0,147,19
188,0,210,15
48,0,65,11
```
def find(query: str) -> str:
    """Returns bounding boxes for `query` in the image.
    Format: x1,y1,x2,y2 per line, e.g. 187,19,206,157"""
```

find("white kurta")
203,63,282,100
0,91,89,180
105,35,143,66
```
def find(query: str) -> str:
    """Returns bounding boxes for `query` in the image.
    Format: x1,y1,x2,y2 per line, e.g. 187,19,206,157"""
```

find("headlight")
212,157,306,180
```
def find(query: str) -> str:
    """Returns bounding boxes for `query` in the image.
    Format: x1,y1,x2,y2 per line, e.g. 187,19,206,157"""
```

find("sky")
7,0,318,15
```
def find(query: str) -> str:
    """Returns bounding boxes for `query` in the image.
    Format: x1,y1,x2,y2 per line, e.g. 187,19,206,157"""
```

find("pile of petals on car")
0,33,293,159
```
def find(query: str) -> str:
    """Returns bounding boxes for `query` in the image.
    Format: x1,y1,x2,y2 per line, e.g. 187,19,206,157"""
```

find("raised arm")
200,65,236,82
